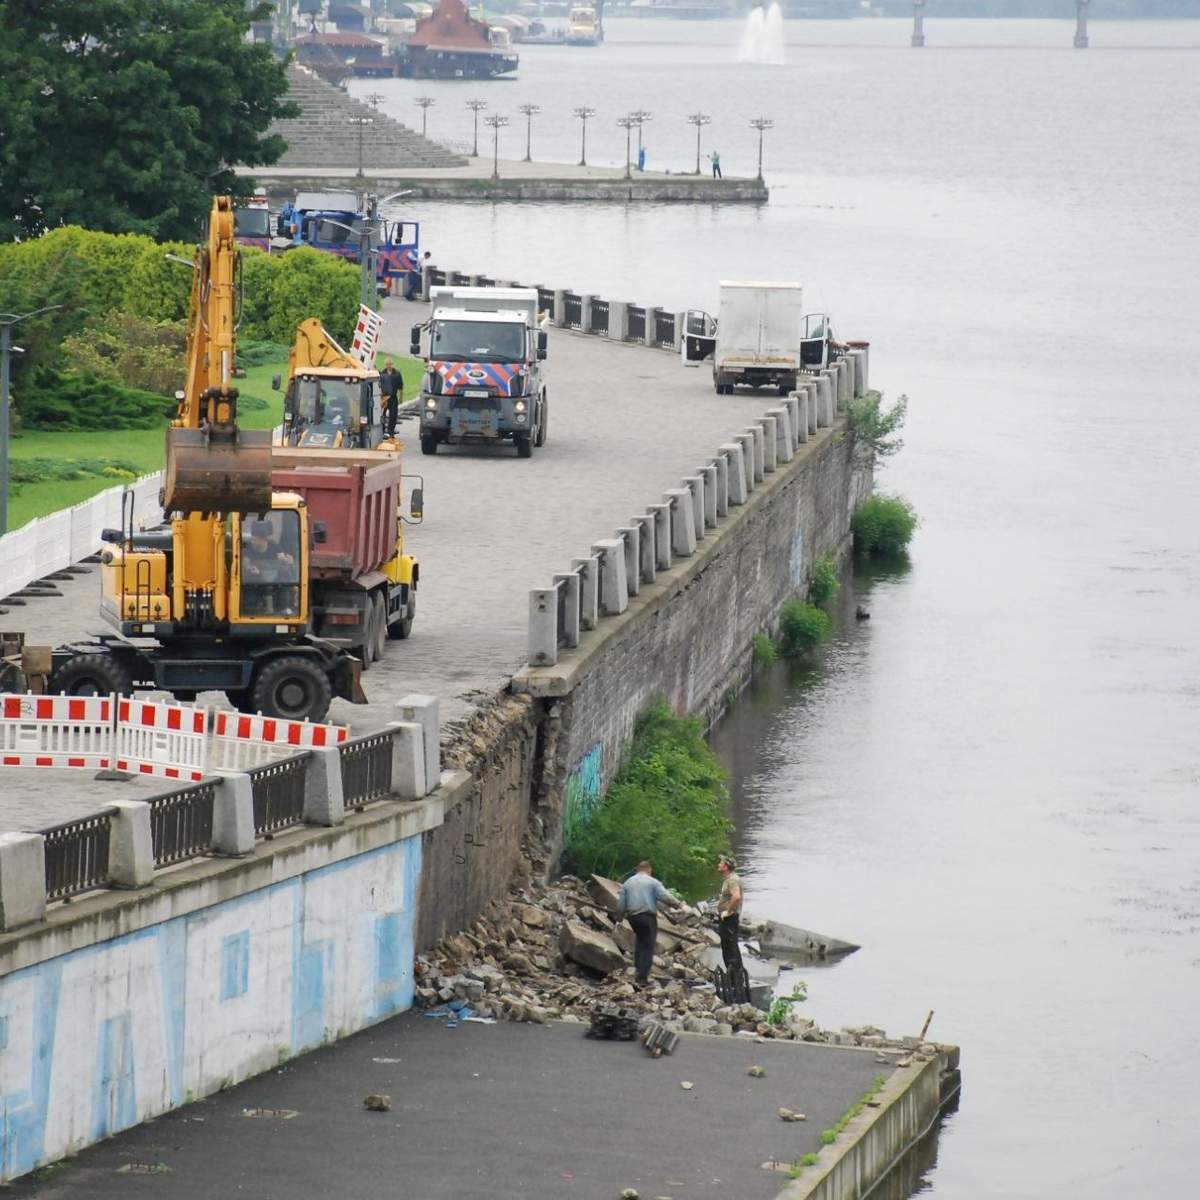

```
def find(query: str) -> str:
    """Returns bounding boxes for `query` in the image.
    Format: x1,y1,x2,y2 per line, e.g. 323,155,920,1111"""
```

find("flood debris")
363,1094,392,1112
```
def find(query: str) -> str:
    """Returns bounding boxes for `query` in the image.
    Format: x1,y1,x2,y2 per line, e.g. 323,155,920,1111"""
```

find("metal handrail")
148,782,215,867
340,731,393,807
42,810,113,901
247,754,308,836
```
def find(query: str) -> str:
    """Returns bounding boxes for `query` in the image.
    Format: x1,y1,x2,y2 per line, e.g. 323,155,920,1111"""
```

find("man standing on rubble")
716,855,744,975
618,861,679,987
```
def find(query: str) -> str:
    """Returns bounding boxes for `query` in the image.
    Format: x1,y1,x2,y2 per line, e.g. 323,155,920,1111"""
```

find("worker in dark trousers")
618,860,680,986
716,855,743,974
379,359,401,437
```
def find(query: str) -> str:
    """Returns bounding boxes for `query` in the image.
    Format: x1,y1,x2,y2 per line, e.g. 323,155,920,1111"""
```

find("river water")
353,18,1200,1196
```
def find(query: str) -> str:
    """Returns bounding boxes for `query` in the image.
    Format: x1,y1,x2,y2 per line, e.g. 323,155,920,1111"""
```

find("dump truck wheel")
515,434,533,458
249,656,332,722
388,593,415,640
420,435,438,455
51,652,132,698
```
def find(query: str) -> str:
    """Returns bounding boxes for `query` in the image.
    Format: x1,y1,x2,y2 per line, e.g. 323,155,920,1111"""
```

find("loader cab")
681,309,717,366
283,370,382,449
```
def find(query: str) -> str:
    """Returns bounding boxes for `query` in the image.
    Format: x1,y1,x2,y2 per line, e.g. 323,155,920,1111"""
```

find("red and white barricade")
209,710,349,771
114,698,209,782
0,694,113,770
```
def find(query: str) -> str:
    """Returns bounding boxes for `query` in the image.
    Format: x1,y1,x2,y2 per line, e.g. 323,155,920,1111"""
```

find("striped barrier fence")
0,693,114,770
114,698,209,782
209,709,349,772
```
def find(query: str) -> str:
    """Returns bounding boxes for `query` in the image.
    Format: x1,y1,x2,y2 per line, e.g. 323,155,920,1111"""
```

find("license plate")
462,388,491,398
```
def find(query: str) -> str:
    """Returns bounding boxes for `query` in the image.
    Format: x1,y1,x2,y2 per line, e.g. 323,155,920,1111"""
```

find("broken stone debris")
364,1094,392,1112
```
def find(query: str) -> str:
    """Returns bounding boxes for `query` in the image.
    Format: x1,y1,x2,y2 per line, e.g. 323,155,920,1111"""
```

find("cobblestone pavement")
1,307,767,828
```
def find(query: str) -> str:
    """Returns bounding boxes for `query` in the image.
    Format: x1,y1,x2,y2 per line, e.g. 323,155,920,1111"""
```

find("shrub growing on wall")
808,553,840,607
852,494,918,557
779,600,832,656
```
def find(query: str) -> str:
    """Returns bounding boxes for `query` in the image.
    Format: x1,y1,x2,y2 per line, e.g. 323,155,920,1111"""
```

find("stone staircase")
270,65,467,170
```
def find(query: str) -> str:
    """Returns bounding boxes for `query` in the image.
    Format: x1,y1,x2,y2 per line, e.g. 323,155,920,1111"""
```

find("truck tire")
370,592,387,662
224,689,254,713
515,434,533,458
535,392,548,447
51,652,133,698
420,434,438,456
249,656,332,722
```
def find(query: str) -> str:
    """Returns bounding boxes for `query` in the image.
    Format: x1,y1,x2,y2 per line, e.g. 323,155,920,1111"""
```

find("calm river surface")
355,18,1200,1195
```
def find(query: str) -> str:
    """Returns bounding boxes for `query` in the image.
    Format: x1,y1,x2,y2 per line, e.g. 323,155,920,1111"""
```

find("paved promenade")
6,1015,892,1200
1,310,760,828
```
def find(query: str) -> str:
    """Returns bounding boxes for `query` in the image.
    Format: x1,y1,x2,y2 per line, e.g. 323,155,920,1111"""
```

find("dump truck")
411,286,548,457
271,447,421,668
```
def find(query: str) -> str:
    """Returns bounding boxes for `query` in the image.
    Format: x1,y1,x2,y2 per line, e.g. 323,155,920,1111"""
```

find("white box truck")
711,281,805,396
410,286,549,458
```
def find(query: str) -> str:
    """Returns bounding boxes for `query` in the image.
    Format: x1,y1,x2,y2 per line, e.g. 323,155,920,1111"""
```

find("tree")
0,1,296,242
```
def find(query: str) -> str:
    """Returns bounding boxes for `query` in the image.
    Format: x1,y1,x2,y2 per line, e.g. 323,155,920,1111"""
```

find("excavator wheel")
249,656,332,723
51,652,133,698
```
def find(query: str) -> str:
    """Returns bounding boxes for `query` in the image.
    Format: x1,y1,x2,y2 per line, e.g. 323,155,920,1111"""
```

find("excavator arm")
161,196,273,515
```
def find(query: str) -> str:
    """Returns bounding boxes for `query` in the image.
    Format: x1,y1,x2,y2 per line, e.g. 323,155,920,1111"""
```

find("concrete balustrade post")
800,380,818,434
581,295,594,333
674,312,687,351
212,773,255,855
109,799,155,887
572,556,601,629
592,540,629,615
420,263,434,301
796,390,811,443
836,359,851,411
847,349,866,397
387,721,426,800
682,475,706,539
633,515,657,584
757,415,778,472
847,342,870,391
608,301,629,341
782,396,801,448
815,376,834,428
664,490,697,557
710,455,730,517
0,832,46,930
617,526,641,596
643,307,656,348
768,407,794,462
552,289,567,328
528,588,559,666
739,429,763,484
396,694,441,794
303,746,345,827
554,571,582,647
700,463,719,528
722,442,749,504
647,503,673,571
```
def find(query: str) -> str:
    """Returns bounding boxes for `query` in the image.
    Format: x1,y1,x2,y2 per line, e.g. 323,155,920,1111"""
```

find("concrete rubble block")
528,587,559,667
588,873,623,915
591,539,629,616
633,514,657,584
700,462,719,528
612,922,681,959
682,475,706,540
387,720,426,800
571,556,601,630
396,693,441,794
553,570,582,648
710,454,729,517
558,919,626,974
663,489,697,558
719,443,748,505
768,406,794,462
617,526,641,597
303,745,345,827
0,831,46,930
756,415,778,472
733,433,757,492
108,799,155,888
647,503,673,571
212,771,256,855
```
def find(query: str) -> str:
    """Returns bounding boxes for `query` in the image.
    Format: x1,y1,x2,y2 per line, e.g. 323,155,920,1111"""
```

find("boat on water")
565,4,603,45
398,0,519,79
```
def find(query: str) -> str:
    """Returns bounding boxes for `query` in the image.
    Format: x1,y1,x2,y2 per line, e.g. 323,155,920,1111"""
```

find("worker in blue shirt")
618,860,681,986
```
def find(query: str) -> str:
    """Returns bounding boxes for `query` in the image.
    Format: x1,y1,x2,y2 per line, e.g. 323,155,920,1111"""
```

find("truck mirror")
313,521,328,544
271,374,281,391
410,487,424,520
537,330,548,352
537,347,547,361
410,324,421,355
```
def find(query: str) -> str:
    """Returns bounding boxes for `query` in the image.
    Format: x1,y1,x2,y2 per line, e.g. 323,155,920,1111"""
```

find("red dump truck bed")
271,447,403,580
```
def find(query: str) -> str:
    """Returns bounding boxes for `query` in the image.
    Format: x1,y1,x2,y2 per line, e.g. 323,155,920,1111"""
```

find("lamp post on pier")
518,103,540,163
465,98,488,157
1074,0,1090,48
749,116,772,183
617,114,637,181
911,0,925,48
573,105,596,168
350,115,373,178
631,109,652,169
687,112,711,176
484,114,508,181
414,96,435,139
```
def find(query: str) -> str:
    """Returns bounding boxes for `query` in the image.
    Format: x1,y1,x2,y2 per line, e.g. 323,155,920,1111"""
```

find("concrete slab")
7,1014,892,1200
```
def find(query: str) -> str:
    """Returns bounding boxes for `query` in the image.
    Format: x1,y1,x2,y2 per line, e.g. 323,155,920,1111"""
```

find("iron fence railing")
589,298,610,335
43,811,113,901
340,731,393,808
449,271,471,287
536,287,556,321
653,309,676,348
475,276,495,287
428,268,447,288
562,292,583,330
148,782,215,868
627,305,647,342
248,755,308,836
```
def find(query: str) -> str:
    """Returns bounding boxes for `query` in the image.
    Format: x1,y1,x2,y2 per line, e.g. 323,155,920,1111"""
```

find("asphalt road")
1,305,766,829
8,1015,891,1200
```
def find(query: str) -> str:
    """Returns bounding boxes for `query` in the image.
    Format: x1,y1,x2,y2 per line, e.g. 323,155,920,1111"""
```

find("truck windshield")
235,207,270,238
310,217,364,247
294,377,363,426
431,320,524,364
240,510,301,619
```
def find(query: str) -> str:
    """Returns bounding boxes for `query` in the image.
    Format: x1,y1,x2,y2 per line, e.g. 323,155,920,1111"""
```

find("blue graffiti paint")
563,742,603,846
789,530,805,588
91,1013,136,1142
0,1014,7,1051
3,958,63,1177
220,931,250,1001
158,922,187,1109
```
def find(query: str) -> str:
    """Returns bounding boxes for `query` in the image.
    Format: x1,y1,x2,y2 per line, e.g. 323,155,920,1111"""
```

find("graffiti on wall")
789,530,805,588
562,742,603,847
0,836,421,1182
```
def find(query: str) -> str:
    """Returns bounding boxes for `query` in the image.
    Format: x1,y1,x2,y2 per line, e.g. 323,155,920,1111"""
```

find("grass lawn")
6,343,425,530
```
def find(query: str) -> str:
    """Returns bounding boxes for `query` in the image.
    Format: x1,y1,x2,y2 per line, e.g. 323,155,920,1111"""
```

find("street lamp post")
749,116,773,183
484,114,508,181
631,109,652,168
1074,0,1090,48
518,102,540,163
363,91,384,112
573,106,596,168
350,115,374,178
911,0,926,48
1,305,63,536
414,96,435,139
687,112,711,176
617,115,636,181
465,99,488,157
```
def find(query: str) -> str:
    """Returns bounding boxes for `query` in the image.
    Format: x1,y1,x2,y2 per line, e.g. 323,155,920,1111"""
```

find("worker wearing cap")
617,861,680,987
716,855,743,974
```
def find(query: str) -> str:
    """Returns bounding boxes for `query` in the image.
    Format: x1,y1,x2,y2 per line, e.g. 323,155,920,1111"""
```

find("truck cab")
413,286,549,458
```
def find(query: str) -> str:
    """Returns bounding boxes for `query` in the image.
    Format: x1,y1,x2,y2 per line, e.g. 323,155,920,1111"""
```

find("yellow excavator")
48,197,366,721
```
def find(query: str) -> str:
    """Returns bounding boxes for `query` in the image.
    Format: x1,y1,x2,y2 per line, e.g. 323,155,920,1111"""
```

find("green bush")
17,366,173,431
8,456,141,495
852,494,918,557
61,313,187,396
767,981,808,1026
847,390,908,460
808,553,839,607
566,702,732,901
751,631,777,668
779,600,831,656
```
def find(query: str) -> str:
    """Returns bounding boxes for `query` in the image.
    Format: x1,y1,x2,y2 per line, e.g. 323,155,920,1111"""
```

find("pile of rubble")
415,870,939,1064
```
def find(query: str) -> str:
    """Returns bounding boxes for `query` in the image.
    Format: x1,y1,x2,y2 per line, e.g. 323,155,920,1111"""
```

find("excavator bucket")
162,427,274,515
